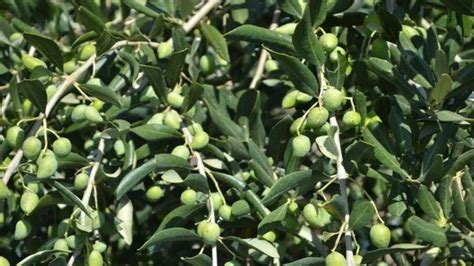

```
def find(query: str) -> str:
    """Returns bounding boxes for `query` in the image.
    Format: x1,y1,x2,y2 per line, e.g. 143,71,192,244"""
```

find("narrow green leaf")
122,0,161,17
23,32,64,71
293,5,323,66
181,82,204,112
315,135,338,160
57,152,90,169
225,25,295,51
406,216,448,247
166,49,188,88
181,254,212,265
262,170,321,204
50,181,90,217
417,185,446,224
430,73,452,105
96,30,120,56
130,124,181,141
16,79,47,113
284,257,325,266
224,237,280,258
436,110,472,123
17,250,69,265
349,200,375,230
139,228,200,250
116,196,133,245
116,159,157,199
258,203,288,229
79,84,122,107
77,6,104,33
308,0,327,27
141,64,169,103
183,174,209,193
158,204,205,231
361,244,427,264
200,22,229,62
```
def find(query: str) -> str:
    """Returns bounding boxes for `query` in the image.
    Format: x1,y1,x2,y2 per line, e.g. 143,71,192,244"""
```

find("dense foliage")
0,0,473,265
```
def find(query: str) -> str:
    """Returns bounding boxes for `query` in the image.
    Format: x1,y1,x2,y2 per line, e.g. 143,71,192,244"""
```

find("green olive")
52,137,72,157
157,39,174,59
329,47,347,63
36,155,58,179
79,43,96,61
23,136,42,160
262,230,277,242
164,110,181,129
63,60,77,74
74,173,89,190
292,135,311,157
171,145,190,159
322,88,344,111
188,123,203,135
354,255,363,265
66,235,83,249
114,140,126,156
53,239,70,252
191,131,209,150
281,90,299,109
342,111,362,127
224,260,241,266
370,223,391,248
307,107,329,128
14,219,31,240
20,191,39,215
320,33,338,51
288,201,299,213
296,91,313,103
0,256,9,266
9,32,23,42
6,126,25,150
210,192,223,210
325,251,346,266
218,205,234,221
71,104,87,122
46,84,57,100
198,221,220,244
93,241,107,253
22,54,47,71
147,113,165,125
303,203,331,228
199,54,216,76
84,106,103,123
180,188,197,205
88,250,104,266
264,59,279,72
146,186,164,202
290,117,307,135
167,92,184,109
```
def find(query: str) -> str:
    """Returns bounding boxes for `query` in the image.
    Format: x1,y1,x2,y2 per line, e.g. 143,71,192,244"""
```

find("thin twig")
182,0,222,33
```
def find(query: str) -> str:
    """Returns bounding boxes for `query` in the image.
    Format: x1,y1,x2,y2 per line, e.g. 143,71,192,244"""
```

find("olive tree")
0,0,473,265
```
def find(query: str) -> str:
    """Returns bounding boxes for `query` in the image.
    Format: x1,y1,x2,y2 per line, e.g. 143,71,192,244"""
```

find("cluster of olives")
63,43,96,75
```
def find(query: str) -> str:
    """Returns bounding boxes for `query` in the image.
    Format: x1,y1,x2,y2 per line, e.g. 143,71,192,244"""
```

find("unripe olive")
218,205,234,221
262,230,277,242
167,92,184,109
325,251,346,266
199,54,215,76
6,126,25,150
46,84,57,100
196,220,207,236
20,191,39,215
370,223,391,248
146,186,164,202
26,182,40,194
9,32,23,42
292,135,311,157
264,59,279,72
354,255,363,265
197,221,220,244
79,43,96,61
210,192,223,210
87,78,104,86
224,260,241,266
22,54,47,71
74,173,89,190
88,250,103,266
320,33,338,51
281,90,299,109
157,39,174,59
84,106,103,123
191,131,209,150
180,189,197,205
315,122,331,135
92,99,104,111
307,107,329,128
402,25,419,40
52,137,72,157
36,155,58,179
71,104,87,122
66,235,83,249
288,201,299,213
290,117,307,135
14,219,31,240
0,256,9,266
171,145,190,159
93,241,107,253
114,140,125,156
342,111,362,127
274,22,297,35
23,137,42,160
147,113,164,125
296,91,313,103
329,47,347,63
188,123,203,135
303,204,331,227
322,88,344,111
22,99,33,114
53,239,70,252
63,60,77,74
164,110,181,129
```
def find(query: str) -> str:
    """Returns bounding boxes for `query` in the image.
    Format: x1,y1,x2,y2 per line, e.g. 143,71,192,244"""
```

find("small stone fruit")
342,111,362,127
53,239,70,252
74,173,89,190
0,256,9,266
14,219,31,240
265,59,279,72
157,39,174,59
303,203,331,228
79,43,96,61
20,191,39,215
52,137,72,157
210,192,223,210
180,188,197,205
320,33,338,51
329,47,347,63
370,223,391,248
171,145,190,159
88,250,104,266
9,32,22,42
191,131,209,150
296,91,313,103
6,126,24,150
146,186,164,202
218,205,234,221
188,123,203,135
288,201,299,213
63,60,77,74
84,106,103,123
114,140,125,156
22,54,47,71
197,221,220,244
66,235,83,249
322,88,344,111
164,110,181,129
281,90,299,109
292,135,311,157
167,92,184,109
354,255,363,265
93,241,107,253
147,113,165,124
199,54,215,76
71,104,87,122
290,117,307,135
262,230,277,242
36,155,58,178
23,136,42,160
224,260,241,266
325,251,346,266
307,107,329,128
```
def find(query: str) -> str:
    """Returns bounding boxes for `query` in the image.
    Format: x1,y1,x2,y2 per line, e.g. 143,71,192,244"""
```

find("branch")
182,0,222,33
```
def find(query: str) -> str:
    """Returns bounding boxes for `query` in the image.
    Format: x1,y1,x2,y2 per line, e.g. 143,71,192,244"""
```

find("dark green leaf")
17,250,69,265
49,181,90,217
23,32,64,71
139,228,200,250
258,203,287,229
158,204,205,231
166,49,188,88
123,0,161,17
417,185,446,223
223,237,280,258
200,22,229,62
293,5,323,66
361,244,427,264
183,174,209,193
116,160,157,199
262,170,321,204
225,25,295,52
79,84,122,107
141,64,169,103
406,216,448,247
130,124,181,141
284,257,324,266
349,200,375,230
96,30,120,56
16,79,46,113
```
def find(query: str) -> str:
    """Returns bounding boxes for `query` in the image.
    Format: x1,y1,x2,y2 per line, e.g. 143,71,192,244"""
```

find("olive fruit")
52,137,72,157
79,43,96,61
320,33,338,51
88,250,104,266
210,192,223,210
63,60,77,74
290,117,307,135
307,107,329,128
262,230,277,242
288,201,299,213
342,111,362,127
199,54,216,76
0,256,9,266
46,84,57,100
171,145,190,159
9,32,22,42
370,223,391,248
84,106,103,123
197,221,220,244
224,260,241,266
191,131,209,150
281,90,299,109
20,191,39,215
292,135,311,157
296,91,313,103
93,241,107,253
53,239,70,252
6,126,25,150
274,22,297,35
157,39,174,59
264,59,279,72
354,255,363,265
218,205,234,221
402,25,419,40
147,113,164,125
180,189,197,205
164,110,181,129
303,203,331,227
146,186,164,202
74,173,89,190
14,219,31,240
66,235,83,249
22,54,47,71
114,140,125,156
71,104,87,122
23,136,42,160
167,92,184,108
188,123,203,135
325,251,346,266
36,155,58,178
322,88,344,111
329,47,347,63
